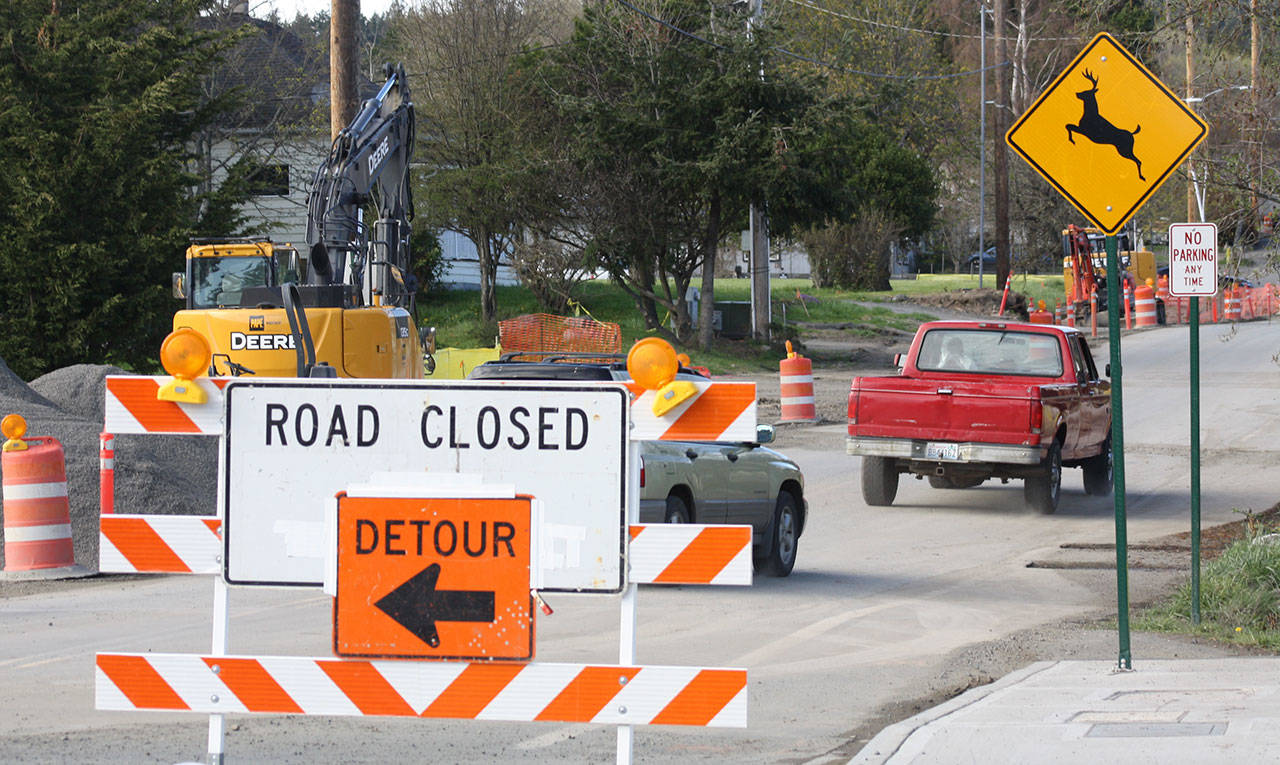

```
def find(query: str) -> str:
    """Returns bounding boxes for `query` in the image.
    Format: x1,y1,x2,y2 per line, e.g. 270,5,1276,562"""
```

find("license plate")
925,442,960,461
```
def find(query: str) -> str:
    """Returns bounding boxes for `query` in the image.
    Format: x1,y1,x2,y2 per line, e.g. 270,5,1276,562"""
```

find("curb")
849,660,1059,764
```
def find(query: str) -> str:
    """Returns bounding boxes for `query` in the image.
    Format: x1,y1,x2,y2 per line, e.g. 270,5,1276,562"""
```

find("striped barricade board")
95,654,746,728
99,515,222,574
627,524,751,586
97,515,748,586
104,377,756,441
626,381,756,442
104,376,227,435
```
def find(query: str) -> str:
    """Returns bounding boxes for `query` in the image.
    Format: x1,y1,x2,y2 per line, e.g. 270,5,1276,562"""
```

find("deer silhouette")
1066,70,1144,181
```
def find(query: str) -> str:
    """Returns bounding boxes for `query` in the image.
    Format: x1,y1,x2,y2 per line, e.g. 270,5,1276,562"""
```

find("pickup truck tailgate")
849,377,1039,446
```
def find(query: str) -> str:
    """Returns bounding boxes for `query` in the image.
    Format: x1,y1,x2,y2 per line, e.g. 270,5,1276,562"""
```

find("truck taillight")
639,456,646,488
1030,398,1043,434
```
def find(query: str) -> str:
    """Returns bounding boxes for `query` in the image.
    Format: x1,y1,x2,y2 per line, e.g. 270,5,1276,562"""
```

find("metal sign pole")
1105,234,1132,669
617,439,641,765
1190,295,1202,623
208,436,229,765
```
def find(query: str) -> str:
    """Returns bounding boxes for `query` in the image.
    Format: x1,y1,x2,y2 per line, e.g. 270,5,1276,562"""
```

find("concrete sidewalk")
853,658,1280,763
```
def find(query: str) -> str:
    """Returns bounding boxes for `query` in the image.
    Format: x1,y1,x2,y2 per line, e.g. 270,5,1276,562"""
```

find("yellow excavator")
168,64,433,380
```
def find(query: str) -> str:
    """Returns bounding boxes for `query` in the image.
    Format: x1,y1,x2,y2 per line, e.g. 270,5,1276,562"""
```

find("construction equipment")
1061,225,1157,313
169,64,432,379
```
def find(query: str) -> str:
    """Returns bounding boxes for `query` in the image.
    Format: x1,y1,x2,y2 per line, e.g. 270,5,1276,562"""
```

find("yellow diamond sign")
1006,32,1208,234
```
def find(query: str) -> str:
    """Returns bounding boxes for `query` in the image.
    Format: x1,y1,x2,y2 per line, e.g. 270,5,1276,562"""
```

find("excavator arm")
306,63,415,310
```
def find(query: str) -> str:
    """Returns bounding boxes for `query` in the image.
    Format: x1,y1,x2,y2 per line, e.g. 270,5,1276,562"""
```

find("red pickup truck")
847,320,1111,513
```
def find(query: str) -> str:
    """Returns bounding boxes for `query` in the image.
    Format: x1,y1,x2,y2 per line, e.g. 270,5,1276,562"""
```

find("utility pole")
1250,0,1260,234
331,0,361,140
978,4,988,288
992,0,1010,289
748,0,770,342
1185,10,1196,223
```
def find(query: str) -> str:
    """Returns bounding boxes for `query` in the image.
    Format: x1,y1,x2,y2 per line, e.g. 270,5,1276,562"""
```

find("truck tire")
1082,438,1113,496
1024,441,1062,514
862,457,899,506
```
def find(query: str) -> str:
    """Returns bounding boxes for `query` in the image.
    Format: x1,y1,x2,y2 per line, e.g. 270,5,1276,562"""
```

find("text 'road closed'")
262,402,591,451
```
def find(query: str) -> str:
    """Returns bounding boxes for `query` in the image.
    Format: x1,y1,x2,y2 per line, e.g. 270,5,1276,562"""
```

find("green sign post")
1008,33,1208,670
1104,235,1131,668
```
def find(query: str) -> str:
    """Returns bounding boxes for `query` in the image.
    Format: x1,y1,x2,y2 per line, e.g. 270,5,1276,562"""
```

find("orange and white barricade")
99,515,221,574
96,654,746,727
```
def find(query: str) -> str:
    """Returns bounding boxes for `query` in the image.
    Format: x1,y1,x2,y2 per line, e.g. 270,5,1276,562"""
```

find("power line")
609,0,1008,81
779,0,1086,43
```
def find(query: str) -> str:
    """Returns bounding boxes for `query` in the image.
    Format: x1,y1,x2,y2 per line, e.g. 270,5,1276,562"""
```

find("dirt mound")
909,288,1030,320
0,360,216,574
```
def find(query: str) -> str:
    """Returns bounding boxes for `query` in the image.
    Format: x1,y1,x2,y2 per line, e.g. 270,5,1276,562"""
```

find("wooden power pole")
331,0,360,140
992,0,1011,290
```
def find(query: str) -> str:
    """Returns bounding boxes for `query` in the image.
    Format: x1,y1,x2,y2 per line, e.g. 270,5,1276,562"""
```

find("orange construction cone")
778,341,818,423
1,414,91,579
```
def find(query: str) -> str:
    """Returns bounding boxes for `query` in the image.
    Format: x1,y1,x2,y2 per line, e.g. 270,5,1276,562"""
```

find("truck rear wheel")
862,457,899,506
1024,442,1062,514
1082,438,1113,496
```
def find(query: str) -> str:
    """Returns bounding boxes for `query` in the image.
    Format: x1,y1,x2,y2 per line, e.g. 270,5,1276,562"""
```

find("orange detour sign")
1006,32,1208,234
334,494,533,661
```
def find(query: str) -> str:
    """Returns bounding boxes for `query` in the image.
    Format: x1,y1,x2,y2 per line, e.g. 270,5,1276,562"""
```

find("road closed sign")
334,494,533,660
1168,223,1218,297
222,380,628,592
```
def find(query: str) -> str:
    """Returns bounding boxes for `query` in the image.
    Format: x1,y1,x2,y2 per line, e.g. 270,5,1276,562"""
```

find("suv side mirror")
756,424,775,444
1104,363,1111,378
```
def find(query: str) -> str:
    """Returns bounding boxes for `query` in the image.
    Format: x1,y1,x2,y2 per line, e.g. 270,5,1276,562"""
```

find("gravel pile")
1,360,217,572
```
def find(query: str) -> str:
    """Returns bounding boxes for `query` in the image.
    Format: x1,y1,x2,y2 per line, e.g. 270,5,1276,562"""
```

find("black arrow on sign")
374,563,495,648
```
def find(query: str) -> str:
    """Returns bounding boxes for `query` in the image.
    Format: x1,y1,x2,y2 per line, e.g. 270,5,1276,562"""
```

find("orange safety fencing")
498,313,622,356
1162,284,1280,325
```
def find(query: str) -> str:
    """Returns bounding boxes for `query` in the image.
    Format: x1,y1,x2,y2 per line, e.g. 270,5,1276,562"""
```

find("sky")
253,0,400,20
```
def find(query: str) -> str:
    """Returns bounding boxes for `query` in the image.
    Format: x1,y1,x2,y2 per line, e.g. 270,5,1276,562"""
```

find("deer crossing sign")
1006,33,1208,235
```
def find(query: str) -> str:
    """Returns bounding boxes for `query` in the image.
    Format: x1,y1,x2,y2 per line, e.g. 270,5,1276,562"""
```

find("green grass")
422,272,1071,374
1137,532,1280,650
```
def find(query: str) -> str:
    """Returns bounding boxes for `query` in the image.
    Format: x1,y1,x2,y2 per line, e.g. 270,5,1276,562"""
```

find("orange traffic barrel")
1,416,90,578
779,342,817,423
1029,300,1052,325
1225,287,1242,322
1134,281,1157,327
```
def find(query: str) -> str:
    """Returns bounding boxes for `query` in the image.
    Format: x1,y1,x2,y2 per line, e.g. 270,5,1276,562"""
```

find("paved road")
1,320,1278,762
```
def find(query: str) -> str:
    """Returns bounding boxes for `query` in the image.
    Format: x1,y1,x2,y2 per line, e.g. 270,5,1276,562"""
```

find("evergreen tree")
0,0,241,378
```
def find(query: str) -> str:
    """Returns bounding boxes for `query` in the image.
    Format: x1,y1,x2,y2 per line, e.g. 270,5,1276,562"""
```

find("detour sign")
334,494,533,660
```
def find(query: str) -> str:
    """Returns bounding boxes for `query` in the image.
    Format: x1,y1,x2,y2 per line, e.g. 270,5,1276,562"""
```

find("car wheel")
862,457,899,506
927,475,951,489
1082,437,1113,496
664,495,691,524
1024,441,1062,514
761,492,799,577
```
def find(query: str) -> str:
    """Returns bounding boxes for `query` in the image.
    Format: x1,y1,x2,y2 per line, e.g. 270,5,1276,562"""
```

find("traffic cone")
2,415,91,579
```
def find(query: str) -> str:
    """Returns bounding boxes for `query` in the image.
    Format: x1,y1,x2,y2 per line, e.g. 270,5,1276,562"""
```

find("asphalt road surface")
2,320,1278,763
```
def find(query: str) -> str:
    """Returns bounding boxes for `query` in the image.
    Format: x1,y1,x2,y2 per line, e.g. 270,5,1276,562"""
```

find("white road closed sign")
221,380,628,591
1168,222,1217,297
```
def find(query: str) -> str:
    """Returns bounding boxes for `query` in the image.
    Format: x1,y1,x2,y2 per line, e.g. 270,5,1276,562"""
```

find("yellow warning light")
2,413,29,452
626,338,697,417
157,328,210,404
